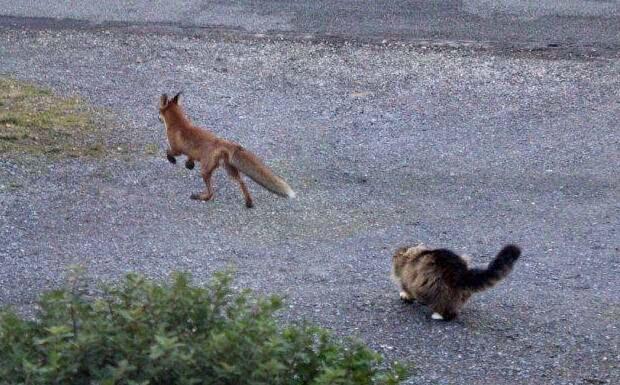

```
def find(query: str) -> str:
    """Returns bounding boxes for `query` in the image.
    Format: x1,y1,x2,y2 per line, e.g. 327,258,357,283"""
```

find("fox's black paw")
185,159,195,170
245,201,254,209
167,154,177,164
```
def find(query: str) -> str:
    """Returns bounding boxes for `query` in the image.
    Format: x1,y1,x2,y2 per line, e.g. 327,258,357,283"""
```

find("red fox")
158,92,295,208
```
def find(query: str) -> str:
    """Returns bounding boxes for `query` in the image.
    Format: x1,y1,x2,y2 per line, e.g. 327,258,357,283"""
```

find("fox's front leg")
166,148,180,164
185,158,195,170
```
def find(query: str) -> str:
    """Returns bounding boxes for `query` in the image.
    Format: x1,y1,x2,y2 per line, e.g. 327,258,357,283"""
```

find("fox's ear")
171,92,182,104
160,94,169,108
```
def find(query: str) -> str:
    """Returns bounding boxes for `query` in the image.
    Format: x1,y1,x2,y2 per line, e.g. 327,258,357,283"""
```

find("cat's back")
395,246,469,284
421,249,469,286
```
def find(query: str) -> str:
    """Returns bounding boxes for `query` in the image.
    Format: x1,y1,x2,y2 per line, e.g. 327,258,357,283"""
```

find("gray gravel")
0,23,619,385
1,0,619,50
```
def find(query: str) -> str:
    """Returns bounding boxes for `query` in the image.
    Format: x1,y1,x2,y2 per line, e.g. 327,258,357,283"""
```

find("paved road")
1,0,619,49
0,2,619,385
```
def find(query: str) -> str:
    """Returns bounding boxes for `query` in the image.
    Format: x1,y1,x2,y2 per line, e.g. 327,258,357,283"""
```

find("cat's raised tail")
458,245,521,292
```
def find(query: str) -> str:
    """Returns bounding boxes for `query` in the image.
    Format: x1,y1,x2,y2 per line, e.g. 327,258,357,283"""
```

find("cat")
391,243,521,321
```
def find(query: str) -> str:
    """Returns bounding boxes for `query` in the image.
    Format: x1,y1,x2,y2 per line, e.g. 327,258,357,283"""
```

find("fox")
391,243,521,321
158,92,295,208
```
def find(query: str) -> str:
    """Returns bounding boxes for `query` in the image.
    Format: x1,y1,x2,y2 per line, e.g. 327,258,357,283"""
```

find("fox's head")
158,92,182,123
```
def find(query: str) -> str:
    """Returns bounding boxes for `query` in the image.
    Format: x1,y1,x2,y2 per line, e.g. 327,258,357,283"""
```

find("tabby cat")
391,244,521,320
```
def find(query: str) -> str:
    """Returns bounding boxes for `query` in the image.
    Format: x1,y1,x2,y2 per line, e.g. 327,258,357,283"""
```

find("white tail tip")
287,189,296,199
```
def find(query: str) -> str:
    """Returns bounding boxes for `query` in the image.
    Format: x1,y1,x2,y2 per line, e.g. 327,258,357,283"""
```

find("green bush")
0,272,406,385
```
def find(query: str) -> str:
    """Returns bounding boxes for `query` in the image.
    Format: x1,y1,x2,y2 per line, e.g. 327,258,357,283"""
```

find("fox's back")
175,124,225,159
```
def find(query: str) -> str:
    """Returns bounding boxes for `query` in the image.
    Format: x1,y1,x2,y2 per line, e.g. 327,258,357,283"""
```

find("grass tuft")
0,77,105,157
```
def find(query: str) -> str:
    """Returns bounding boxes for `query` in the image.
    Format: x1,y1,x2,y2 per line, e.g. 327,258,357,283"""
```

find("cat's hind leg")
430,308,457,321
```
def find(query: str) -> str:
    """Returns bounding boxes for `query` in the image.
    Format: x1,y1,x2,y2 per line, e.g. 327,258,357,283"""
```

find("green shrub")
0,272,406,385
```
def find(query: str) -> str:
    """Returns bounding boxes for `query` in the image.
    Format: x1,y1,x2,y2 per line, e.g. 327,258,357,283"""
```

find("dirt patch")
0,77,105,158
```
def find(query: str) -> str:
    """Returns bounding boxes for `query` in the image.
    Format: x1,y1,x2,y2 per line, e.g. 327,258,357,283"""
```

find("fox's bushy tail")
458,245,521,292
230,148,296,198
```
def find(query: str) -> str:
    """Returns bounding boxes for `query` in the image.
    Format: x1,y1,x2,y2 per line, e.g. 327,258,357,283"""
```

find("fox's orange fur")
159,92,295,208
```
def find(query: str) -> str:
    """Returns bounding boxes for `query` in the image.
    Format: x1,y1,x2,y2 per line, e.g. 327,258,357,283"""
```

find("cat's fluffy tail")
458,245,521,292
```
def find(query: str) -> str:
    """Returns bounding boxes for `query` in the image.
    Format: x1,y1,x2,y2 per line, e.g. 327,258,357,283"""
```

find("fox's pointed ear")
171,92,182,104
160,94,169,108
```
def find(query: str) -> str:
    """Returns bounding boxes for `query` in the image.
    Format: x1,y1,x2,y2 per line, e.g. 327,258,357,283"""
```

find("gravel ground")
1,0,619,50
0,26,619,384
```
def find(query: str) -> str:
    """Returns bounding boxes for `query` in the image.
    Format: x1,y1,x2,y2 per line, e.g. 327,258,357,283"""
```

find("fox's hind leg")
225,162,254,208
190,159,218,202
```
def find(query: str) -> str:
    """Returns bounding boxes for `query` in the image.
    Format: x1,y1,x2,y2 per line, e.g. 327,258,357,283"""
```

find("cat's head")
392,243,430,275
393,243,429,257
401,243,429,256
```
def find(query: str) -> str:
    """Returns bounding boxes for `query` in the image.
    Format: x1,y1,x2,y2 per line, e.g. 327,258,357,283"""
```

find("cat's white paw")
399,291,412,301
431,312,444,320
